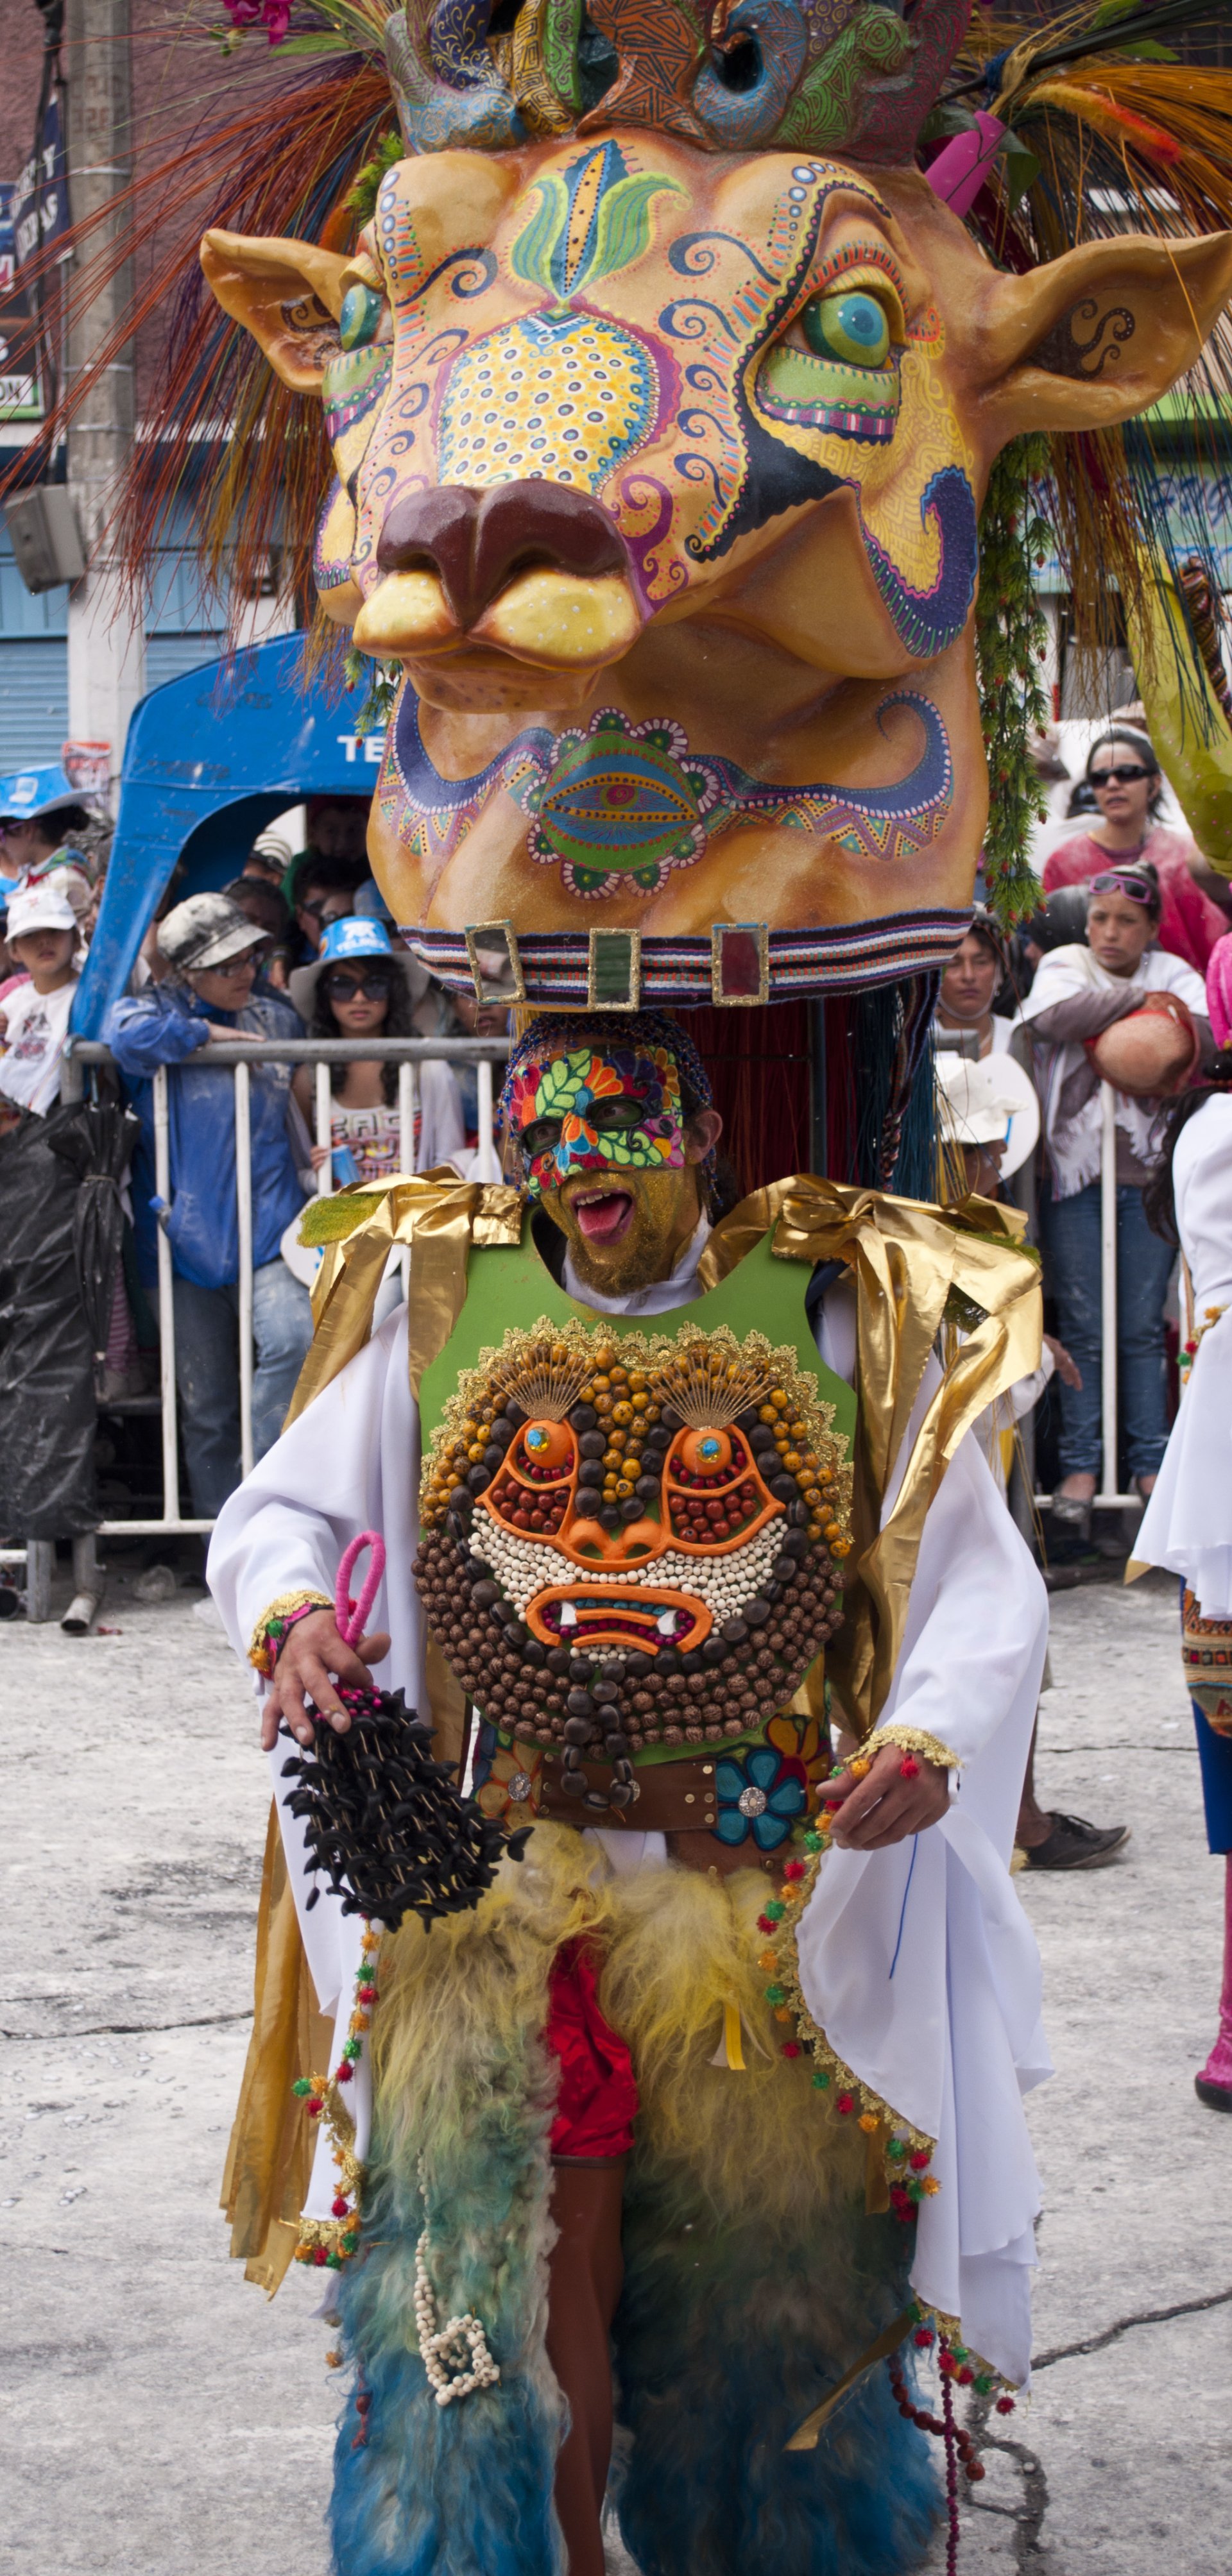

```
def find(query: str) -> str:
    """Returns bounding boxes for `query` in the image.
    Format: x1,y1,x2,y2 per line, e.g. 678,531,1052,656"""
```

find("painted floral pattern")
508,1044,685,1191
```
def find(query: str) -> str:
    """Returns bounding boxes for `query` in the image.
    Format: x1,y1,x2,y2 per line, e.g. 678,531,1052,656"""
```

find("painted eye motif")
800,289,891,370
339,282,385,352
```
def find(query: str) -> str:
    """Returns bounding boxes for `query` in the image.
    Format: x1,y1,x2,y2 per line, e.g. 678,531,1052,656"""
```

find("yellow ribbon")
783,2310,914,2451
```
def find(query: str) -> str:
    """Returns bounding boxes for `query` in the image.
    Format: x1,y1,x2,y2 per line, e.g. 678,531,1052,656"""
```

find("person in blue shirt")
105,892,313,1517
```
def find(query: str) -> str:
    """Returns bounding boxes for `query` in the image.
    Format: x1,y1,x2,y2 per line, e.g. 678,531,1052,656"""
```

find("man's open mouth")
570,1185,635,1244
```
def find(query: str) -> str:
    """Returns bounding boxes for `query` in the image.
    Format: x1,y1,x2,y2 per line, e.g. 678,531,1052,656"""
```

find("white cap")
4,883,79,940
936,1049,1040,1179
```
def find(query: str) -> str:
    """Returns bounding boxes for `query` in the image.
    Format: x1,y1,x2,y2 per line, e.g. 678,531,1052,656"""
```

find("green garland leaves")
343,645,400,736
346,130,403,228
976,435,1052,928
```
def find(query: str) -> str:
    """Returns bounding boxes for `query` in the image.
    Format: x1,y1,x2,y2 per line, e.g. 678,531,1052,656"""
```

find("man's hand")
260,1608,392,1751
825,1743,950,1851
203,1024,268,1046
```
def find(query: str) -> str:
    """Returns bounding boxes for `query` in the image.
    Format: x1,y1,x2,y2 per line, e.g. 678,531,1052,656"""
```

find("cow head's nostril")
375,487,477,622
375,480,629,628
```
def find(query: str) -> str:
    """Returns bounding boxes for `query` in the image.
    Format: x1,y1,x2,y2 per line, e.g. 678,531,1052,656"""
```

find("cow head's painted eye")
800,289,891,370
339,282,385,352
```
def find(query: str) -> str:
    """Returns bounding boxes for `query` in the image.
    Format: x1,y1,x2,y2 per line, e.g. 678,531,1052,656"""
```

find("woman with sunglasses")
1042,725,1228,974
289,919,465,1185
1020,862,1213,1548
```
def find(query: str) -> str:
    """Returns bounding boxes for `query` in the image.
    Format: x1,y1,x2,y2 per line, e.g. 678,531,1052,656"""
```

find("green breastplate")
413,1215,854,1852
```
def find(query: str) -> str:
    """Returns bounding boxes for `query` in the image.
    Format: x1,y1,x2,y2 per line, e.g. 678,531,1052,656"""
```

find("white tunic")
1019,942,1208,1196
1134,1093,1232,1616
208,1231,1049,2385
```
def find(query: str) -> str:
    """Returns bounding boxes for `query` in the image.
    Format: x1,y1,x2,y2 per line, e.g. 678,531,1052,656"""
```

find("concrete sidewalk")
2,1566,1229,2573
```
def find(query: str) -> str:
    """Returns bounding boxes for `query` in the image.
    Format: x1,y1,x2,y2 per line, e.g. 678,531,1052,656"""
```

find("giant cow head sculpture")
201,3,1232,1005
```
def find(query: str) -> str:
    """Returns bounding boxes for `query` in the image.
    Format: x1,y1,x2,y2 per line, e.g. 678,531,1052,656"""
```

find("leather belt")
539,1747,721,1833
536,1747,783,1876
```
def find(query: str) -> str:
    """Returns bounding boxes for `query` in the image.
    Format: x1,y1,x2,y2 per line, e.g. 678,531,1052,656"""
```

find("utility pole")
63,0,143,789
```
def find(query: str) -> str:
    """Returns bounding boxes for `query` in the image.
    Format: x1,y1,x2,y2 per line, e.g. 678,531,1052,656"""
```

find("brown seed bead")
685,1725,703,1744
663,1725,684,1744
724,1716,745,1736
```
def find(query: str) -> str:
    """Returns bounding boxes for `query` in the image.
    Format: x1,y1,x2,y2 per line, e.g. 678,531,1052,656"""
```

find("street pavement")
3,1563,1229,2575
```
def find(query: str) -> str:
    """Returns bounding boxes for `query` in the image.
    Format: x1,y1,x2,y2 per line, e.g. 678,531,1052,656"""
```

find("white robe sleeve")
1134,1096,1232,1617
796,1326,1050,2386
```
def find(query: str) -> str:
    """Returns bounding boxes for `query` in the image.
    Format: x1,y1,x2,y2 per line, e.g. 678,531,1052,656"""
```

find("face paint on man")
502,1017,723,1295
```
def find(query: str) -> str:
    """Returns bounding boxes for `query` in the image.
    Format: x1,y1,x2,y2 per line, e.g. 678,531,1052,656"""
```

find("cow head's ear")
973,229,1232,443
200,230,359,392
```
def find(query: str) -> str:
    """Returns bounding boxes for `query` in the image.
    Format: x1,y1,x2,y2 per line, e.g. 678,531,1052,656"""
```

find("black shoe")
1195,2074,1232,2112
1022,1813,1131,1871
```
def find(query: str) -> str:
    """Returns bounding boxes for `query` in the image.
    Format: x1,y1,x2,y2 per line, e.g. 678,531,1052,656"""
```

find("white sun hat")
936,1049,1040,1179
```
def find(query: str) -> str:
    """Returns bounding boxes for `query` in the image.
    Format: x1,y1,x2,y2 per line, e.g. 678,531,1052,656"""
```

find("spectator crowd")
3,725,1231,1791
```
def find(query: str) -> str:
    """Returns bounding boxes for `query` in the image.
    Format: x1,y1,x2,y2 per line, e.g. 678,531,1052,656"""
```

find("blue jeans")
1040,1179,1175,1481
172,1258,313,1518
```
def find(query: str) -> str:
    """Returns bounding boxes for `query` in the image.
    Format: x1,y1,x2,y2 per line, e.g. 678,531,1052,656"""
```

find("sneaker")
1044,1493,1096,1565
1021,1813,1131,1870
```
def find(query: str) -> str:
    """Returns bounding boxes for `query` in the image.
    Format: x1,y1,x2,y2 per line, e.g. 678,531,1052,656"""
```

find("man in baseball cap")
157,890,267,976
105,889,313,1516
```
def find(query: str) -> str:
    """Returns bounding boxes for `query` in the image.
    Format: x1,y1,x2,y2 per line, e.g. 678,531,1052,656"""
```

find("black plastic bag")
0,1105,103,1539
49,1102,141,1362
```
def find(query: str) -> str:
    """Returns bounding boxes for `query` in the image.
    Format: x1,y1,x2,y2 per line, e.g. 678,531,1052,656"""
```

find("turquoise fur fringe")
330,1988,566,2576
614,2154,937,2575
326,1836,939,2575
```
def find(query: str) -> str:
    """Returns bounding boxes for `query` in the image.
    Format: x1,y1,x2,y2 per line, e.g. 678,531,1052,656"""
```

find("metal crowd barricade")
6,1043,1142,1591
59,1035,511,1540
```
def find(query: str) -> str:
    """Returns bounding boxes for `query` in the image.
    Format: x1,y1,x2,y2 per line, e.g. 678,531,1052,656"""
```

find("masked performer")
210,1007,1047,2576
1135,936,1232,2111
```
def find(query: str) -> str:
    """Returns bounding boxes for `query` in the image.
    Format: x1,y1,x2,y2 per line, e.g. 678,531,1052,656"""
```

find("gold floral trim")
758,1842,939,2185
866,1723,962,1772
291,1926,381,2273
248,1589,332,1677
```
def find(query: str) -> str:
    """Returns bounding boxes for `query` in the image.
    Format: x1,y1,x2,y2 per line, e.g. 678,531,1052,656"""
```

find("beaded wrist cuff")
248,1590,333,1678
866,1723,961,1772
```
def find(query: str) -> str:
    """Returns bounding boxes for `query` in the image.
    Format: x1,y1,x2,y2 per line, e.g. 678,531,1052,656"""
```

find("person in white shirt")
0,883,80,1123
1019,860,1211,1544
936,1052,1129,1874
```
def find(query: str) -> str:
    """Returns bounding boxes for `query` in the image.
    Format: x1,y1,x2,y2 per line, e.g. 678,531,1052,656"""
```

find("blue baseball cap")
0,763,92,830
289,911,427,1019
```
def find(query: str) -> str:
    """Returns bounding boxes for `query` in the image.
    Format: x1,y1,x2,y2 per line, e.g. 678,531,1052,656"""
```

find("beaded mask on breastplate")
415,1320,852,1814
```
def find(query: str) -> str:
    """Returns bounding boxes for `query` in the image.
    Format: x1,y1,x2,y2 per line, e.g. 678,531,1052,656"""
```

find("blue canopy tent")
72,633,385,1039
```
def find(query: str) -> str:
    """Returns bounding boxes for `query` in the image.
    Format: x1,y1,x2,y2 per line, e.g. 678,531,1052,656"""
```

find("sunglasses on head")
1090,870,1155,904
323,967,394,1000
1090,763,1151,787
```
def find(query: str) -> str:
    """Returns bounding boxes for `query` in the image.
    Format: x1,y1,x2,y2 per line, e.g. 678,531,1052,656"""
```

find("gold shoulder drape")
286,1170,524,1420
697,1176,1042,1738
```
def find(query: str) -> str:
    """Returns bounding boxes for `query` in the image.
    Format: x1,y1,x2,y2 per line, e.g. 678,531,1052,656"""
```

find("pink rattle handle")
335,1531,387,1648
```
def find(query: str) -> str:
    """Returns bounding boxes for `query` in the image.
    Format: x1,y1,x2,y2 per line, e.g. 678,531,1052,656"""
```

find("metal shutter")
143,632,227,690
0,637,69,767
